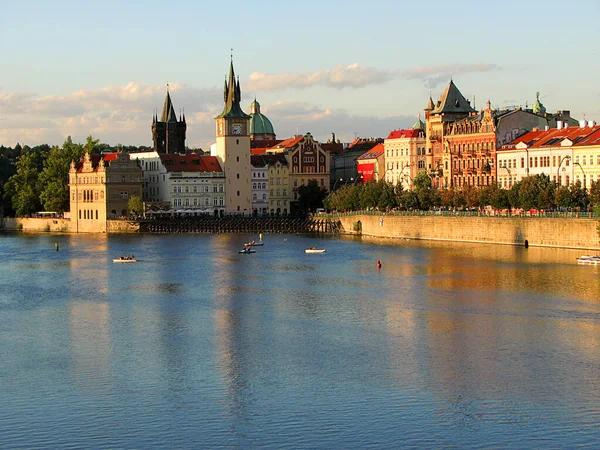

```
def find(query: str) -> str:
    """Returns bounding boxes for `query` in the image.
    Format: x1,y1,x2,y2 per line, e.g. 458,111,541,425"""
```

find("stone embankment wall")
2,217,72,232
337,214,600,250
106,220,140,233
2,218,140,233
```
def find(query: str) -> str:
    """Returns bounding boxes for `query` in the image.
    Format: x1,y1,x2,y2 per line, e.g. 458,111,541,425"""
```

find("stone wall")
2,217,139,234
337,214,600,250
2,217,72,232
107,220,140,233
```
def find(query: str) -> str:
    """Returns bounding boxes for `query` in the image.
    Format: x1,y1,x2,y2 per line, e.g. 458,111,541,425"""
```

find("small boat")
305,247,326,254
113,256,137,263
245,240,263,247
576,255,600,265
239,248,256,254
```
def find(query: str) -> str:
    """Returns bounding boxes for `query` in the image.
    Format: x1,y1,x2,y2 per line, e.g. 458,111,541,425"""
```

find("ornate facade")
69,151,142,232
425,80,476,187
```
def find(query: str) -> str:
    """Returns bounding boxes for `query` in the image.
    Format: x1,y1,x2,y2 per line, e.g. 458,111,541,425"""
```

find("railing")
326,209,598,219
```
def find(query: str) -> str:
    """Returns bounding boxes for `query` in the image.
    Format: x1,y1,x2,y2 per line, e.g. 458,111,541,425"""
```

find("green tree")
297,179,327,214
128,195,143,216
413,171,435,210
3,148,48,216
38,136,86,213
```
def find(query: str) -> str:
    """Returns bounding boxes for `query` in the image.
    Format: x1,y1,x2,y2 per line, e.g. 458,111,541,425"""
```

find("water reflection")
1,232,600,448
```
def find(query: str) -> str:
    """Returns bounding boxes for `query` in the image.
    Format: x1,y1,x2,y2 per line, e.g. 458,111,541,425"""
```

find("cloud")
400,63,499,89
262,101,416,144
246,63,395,91
0,82,222,148
245,62,499,91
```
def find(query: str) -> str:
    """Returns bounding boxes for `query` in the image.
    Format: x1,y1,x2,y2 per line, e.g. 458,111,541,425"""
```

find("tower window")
237,191,240,196
236,139,239,145
237,156,239,162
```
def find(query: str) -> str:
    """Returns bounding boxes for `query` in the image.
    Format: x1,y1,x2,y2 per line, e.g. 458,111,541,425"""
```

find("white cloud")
245,62,499,91
0,82,221,148
246,63,395,91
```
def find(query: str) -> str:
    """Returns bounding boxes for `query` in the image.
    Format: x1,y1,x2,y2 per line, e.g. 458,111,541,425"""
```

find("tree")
297,179,327,214
3,148,47,216
413,171,435,210
128,195,143,216
38,137,86,213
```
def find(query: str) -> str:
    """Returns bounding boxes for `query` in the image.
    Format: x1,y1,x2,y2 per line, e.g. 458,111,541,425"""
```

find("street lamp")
333,178,344,191
557,155,571,186
573,161,586,189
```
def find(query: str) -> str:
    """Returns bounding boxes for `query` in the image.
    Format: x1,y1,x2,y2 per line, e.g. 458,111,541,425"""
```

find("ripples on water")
0,232,599,448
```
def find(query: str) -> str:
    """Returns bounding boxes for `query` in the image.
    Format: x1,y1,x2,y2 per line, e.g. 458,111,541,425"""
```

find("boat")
576,255,600,265
239,248,256,254
113,256,137,263
305,247,326,254
245,240,263,247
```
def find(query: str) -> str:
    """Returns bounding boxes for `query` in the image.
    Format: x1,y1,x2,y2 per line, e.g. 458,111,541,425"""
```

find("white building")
130,151,226,215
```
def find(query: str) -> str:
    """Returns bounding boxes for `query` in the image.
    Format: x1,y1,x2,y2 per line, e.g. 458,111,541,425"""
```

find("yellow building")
69,151,142,233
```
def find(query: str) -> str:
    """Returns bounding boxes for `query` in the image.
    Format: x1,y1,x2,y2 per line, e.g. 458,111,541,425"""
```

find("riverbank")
336,213,600,250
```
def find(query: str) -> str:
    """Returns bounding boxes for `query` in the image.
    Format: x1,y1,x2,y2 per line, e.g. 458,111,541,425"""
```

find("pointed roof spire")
425,95,434,111
216,56,250,119
430,80,476,114
161,85,178,122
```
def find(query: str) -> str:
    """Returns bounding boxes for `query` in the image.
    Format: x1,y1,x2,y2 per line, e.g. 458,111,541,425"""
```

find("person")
377,260,382,269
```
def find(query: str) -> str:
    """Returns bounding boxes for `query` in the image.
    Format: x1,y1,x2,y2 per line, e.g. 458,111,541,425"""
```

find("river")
1,232,599,448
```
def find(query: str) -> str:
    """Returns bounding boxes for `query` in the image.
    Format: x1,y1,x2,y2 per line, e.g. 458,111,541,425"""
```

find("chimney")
589,121,596,127
580,120,587,128
557,120,563,130
564,123,569,129
544,125,549,131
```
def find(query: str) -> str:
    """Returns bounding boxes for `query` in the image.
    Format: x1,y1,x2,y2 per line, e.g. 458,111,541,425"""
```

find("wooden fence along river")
139,216,339,234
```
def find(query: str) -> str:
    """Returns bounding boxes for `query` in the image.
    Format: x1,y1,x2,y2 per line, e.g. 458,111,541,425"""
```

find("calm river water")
1,232,600,449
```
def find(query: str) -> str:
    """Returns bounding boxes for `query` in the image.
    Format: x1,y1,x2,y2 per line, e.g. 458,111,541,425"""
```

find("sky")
1,0,599,149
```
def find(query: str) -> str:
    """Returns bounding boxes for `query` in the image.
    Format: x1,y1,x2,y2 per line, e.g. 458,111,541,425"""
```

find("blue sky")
1,0,599,148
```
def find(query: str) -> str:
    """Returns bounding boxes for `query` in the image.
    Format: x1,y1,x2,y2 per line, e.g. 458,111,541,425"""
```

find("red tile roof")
159,154,223,172
502,125,600,150
386,129,420,139
269,136,303,150
251,147,269,155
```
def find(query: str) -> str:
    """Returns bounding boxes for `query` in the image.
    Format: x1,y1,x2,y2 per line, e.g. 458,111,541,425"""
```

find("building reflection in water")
69,301,113,392
376,242,600,420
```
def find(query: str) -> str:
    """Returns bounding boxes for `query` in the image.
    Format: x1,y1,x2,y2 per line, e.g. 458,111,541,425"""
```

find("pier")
139,216,339,234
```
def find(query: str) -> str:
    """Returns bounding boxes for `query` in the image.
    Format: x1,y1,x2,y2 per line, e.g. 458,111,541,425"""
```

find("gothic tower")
215,58,252,215
152,88,187,154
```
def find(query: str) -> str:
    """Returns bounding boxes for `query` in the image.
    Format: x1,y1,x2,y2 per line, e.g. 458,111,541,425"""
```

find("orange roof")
159,154,223,172
357,143,384,160
251,147,269,155
269,136,303,150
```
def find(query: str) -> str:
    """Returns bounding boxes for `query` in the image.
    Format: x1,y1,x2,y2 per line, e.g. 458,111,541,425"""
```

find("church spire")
216,57,250,119
161,86,178,122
